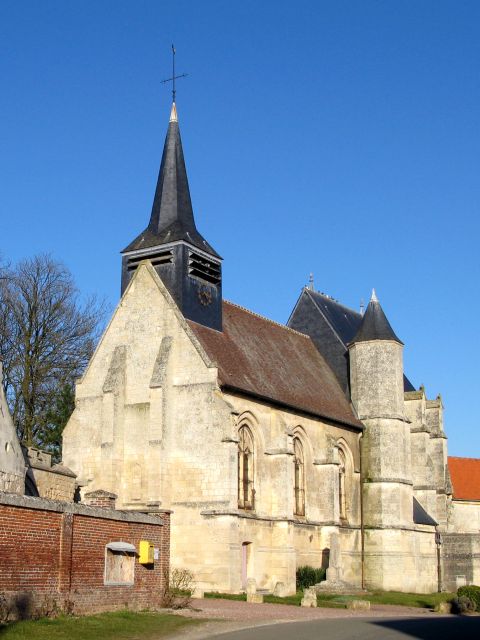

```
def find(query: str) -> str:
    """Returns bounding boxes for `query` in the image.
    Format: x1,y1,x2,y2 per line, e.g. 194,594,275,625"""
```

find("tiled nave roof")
188,301,363,430
448,457,480,501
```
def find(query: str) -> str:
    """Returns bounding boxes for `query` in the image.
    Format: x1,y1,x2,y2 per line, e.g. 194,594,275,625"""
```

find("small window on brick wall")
104,542,136,586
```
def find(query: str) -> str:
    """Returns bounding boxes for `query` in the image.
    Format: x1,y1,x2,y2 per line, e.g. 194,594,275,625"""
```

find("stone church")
61,102,480,595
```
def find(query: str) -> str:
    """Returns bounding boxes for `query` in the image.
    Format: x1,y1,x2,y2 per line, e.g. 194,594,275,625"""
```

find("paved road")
211,616,480,640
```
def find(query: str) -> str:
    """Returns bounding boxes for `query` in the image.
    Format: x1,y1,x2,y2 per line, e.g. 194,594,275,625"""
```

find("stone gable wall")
63,263,221,510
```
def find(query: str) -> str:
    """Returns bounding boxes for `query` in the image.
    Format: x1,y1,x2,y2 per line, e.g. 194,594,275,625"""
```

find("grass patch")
264,594,302,606
205,590,455,611
0,610,200,640
204,592,246,601
363,591,455,609
265,593,347,609
205,591,347,609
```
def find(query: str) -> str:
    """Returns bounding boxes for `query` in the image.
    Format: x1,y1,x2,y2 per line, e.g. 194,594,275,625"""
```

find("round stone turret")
349,289,405,420
348,291,412,528
348,291,417,591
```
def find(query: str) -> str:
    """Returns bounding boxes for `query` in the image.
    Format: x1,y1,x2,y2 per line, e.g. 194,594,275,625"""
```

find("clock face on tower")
197,287,213,307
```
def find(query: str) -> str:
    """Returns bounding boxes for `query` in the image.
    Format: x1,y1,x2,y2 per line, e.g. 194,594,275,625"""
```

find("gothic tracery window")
238,426,254,510
293,437,305,516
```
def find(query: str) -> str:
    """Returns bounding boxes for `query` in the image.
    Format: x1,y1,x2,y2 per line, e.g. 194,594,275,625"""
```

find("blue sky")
1,1,479,455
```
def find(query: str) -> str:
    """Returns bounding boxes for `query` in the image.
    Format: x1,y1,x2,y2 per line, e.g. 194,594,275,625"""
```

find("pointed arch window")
338,447,347,521
238,426,254,510
293,437,305,516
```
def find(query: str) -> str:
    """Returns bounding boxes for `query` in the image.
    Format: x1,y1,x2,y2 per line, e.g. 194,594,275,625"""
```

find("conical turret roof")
122,103,220,258
351,289,403,345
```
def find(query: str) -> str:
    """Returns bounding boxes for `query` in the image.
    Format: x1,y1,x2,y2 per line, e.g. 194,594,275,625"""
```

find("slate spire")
351,290,403,344
123,103,219,257
121,102,223,331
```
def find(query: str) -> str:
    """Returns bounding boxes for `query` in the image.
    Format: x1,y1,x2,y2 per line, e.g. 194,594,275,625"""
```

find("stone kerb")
347,599,371,611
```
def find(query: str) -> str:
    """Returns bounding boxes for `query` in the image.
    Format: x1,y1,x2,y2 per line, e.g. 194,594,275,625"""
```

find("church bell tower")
121,103,222,331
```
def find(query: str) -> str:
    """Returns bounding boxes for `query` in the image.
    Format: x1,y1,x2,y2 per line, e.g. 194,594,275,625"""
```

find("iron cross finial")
161,44,188,103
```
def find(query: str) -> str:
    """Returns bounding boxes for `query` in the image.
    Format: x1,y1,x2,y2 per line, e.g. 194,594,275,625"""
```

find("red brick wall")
0,496,170,617
0,504,62,594
70,515,169,613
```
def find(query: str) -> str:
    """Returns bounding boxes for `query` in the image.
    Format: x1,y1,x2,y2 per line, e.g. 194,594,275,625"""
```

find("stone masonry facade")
62,264,473,595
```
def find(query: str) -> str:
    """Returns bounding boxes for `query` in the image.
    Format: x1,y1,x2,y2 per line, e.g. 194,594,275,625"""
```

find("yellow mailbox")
138,540,154,565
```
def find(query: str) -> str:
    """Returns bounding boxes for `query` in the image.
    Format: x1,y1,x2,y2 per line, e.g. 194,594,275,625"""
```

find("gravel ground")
171,597,451,639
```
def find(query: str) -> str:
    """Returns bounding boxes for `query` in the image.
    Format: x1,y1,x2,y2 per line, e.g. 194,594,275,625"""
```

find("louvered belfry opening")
126,249,173,273
188,251,221,285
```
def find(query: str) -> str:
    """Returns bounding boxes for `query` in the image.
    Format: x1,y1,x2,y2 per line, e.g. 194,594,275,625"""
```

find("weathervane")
161,44,188,103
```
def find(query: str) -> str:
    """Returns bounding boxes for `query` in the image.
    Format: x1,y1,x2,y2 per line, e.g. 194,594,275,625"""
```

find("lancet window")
293,437,305,516
338,447,347,520
238,426,254,510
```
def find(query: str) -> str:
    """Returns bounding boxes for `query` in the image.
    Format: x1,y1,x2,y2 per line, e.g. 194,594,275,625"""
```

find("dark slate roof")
306,291,361,346
287,289,415,395
413,496,437,527
351,293,403,345
122,104,220,258
187,301,363,430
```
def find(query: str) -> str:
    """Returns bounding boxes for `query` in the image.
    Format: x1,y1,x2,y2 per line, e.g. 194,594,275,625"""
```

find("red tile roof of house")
448,457,480,501
187,301,363,430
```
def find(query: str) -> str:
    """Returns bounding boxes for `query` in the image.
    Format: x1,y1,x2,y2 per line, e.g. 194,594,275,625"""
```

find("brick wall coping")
126,507,173,515
84,489,117,498
0,491,167,525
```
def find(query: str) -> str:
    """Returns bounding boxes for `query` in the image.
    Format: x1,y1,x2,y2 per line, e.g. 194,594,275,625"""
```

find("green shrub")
296,566,326,590
457,585,480,611
451,595,476,614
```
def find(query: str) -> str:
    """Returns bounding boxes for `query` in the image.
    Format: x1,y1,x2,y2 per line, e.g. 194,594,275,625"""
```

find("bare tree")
0,254,106,457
